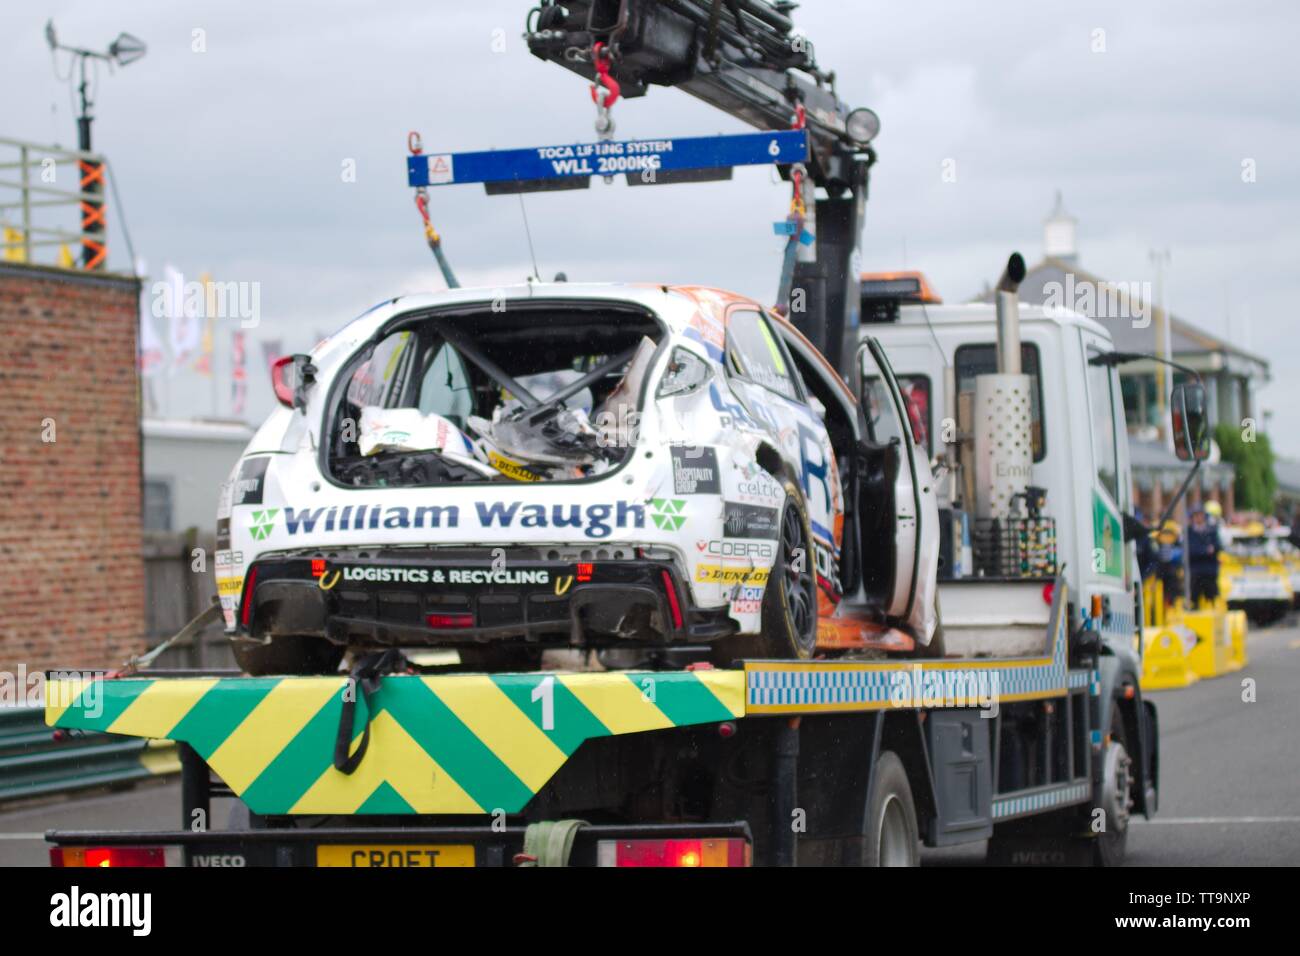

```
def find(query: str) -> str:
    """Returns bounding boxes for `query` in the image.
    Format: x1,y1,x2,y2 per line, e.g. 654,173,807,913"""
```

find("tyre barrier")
0,705,179,804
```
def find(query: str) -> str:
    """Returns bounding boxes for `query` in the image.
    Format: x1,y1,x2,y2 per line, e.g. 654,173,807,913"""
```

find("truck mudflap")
45,670,744,816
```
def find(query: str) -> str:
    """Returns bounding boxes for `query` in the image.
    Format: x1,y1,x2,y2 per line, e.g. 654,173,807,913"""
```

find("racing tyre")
711,479,818,665
862,751,920,866
231,635,345,677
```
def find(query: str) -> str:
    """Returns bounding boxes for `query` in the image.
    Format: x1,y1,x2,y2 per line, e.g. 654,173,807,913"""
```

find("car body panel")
217,283,938,654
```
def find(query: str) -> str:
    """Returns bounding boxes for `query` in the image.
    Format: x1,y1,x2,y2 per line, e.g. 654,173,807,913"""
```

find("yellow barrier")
1227,609,1249,670
1139,625,1200,691
1183,608,1243,678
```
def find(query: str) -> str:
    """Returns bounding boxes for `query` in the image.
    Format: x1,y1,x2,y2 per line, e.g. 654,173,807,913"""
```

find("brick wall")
0,263,144,673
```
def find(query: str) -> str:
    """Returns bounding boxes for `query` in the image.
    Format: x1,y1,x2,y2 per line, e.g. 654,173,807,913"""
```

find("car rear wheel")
231,635,345,676
711,479,818,664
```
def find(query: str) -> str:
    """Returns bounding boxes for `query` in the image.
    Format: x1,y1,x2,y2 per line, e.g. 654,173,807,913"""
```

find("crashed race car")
215,283,939,675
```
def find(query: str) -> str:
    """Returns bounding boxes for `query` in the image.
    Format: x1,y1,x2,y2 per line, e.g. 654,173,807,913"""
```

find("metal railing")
0,706,179,804
0,136,109,270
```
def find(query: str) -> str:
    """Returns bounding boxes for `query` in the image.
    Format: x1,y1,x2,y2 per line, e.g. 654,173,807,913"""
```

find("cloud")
4,0,1297,453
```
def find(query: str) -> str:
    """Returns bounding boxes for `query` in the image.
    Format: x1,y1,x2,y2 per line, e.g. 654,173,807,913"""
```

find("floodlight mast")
44,20,147,270
524,0,877,376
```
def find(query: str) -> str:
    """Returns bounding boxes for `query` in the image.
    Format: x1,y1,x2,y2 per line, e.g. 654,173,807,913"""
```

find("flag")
2,227,26,263
192,273,215,376
138,288,165,379
231,330,247,416
166,265,200,373
261,338,283,376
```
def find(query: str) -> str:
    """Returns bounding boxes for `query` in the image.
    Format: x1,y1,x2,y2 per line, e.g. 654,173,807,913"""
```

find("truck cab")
857,277,1137,655
855,267,1199,859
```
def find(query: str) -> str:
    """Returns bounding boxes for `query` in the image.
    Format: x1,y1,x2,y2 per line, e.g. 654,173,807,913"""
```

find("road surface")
4,619,1299,866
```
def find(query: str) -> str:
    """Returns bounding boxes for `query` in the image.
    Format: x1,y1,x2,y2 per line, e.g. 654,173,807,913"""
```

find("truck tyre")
232,635,345,677
985,703,1133,866
863,751,920,866
711,480,818,665
1091,703,1133,866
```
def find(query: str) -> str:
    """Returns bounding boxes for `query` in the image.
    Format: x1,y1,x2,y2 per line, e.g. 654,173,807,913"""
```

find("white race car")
216,283,939,674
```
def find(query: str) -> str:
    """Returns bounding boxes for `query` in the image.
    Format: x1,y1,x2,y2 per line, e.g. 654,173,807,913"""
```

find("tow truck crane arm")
524,0,879,374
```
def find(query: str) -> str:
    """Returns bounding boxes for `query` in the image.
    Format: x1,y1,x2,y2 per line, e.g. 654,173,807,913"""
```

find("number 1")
531,675,555,730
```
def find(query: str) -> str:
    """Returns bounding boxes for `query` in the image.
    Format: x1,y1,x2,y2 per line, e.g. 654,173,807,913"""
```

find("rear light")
597,838,750,867
271,355,296,407
51,846,169,868
661,570,684,630
426,613,474,629
240,566,259,628
1042,582,1054,606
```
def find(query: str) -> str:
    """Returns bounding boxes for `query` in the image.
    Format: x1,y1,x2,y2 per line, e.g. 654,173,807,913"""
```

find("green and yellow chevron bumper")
45,671,744,816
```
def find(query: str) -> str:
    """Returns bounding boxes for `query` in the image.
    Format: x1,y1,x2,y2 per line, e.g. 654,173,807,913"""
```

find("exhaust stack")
995,252,1027,375
973,252,1033,521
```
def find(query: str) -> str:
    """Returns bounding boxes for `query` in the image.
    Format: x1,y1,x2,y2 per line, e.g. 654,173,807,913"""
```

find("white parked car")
215,283,939,674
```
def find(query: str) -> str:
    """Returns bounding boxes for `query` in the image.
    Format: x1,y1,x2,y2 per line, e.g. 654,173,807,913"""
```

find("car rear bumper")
238,548,737,647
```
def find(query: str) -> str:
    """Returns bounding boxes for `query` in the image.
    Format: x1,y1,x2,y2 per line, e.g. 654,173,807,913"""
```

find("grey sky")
4,1,1298,452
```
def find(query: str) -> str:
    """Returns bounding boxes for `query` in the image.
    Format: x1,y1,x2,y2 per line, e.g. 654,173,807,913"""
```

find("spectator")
1127,509,1159,581
1156,520,1183,606
1186,508,1221,608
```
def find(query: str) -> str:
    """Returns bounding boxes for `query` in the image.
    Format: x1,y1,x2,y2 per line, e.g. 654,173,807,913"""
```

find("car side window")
417,343,473,426
725,310,800,402
347,331,415,408
861,375,905,446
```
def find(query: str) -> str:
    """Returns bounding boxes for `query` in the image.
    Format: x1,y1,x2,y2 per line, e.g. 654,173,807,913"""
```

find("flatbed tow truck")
46,596,1095,868
43,1,1209,867
44,270,1205,868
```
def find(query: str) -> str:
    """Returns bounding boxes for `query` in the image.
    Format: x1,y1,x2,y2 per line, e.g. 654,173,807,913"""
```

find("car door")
724,307,839,539
856,336,925,622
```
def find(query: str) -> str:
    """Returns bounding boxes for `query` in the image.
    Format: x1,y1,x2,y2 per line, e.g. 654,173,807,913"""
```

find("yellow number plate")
316,844,475,867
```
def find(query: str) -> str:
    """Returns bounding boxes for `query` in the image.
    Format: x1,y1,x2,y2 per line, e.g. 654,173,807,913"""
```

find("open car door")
854,336,925,624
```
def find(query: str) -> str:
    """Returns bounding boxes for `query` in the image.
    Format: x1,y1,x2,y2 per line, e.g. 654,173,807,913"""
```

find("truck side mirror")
1170,383,1210,462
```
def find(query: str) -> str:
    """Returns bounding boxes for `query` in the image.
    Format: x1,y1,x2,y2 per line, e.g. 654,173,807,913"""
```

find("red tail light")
240,566,259,628
271,355,296,407
597,838,750,867
661,570,684,630
51,846,167,868
426,613,474,629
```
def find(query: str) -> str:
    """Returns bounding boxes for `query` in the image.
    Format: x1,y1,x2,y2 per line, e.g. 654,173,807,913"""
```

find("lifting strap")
515,819,589,867
408,130,461,289
333,648,408,775
774,105,813,313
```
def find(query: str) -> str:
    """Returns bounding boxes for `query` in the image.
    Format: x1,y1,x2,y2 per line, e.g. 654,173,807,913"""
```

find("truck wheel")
1091,703,1133,866
231,635,345,676
863,751,920,866
710,480,818,665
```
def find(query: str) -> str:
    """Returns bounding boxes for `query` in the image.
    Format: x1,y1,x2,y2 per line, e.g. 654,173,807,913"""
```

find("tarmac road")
3,618,1299,867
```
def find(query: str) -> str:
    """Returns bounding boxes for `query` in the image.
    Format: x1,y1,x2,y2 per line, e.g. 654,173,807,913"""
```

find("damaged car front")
215,286,790,675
